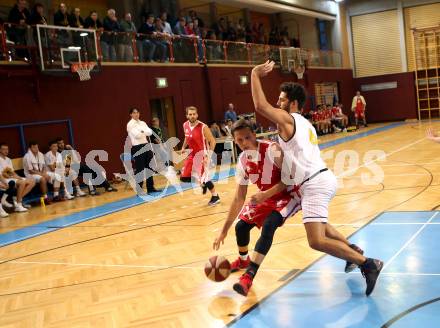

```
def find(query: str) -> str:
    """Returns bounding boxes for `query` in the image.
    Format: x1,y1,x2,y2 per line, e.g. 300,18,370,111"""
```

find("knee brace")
205,180,214,190
235,220,255,247
255,211,283,255
180,177,191,183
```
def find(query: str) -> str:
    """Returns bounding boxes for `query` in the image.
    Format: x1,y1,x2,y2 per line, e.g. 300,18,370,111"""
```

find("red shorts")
181,155,207,183
238,196,301,228
355,109,365,119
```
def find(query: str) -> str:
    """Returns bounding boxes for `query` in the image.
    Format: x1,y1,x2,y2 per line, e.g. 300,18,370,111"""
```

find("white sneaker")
65,193,74,200
1,199,13,209
15,204,28,212
23,203,31,209
0,206,8,218
76,189,86,197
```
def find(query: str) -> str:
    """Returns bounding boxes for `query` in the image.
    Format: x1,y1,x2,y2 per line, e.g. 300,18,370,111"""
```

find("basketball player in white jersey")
250,60,383,296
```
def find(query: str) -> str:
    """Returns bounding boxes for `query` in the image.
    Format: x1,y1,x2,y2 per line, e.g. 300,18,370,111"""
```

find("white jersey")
278,112,327,185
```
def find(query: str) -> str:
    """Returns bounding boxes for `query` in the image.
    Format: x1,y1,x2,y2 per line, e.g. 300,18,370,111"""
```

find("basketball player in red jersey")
180,106,220,206
352,91,367,128
213,119,300,296
250,60,383,296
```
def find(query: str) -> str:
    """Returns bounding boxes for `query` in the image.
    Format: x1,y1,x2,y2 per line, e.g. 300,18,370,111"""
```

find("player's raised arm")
213,182,248,250
251,61,294,138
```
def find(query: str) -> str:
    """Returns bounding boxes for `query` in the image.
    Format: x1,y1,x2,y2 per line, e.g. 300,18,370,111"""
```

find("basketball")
204,256,231,282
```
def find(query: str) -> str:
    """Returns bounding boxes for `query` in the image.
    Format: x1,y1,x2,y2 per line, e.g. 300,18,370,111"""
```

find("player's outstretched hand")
250,192,267,205
252,60,275,78
213,232,227,250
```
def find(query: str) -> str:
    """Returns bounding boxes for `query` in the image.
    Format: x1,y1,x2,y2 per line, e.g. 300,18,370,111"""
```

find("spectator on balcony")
185,20,194,35
245,23,252,43
160,12,173,35
226,20,237,41
69,8,84,28
23,141,52,204
251,22,259,43
138,14,165,62
173,16,186,36
84,11,103,30
189,10,204,28
153,17,169,62
257,23,265,44
28,3,47,25
268,27,280,45
213,17,227,41
0,143,34,212
101,9,120,62
56,137,117,195
118,13,135,62
224,103,238,122
205,31,222,61
236,19,245,42
7,0,30,59
54,3,69,27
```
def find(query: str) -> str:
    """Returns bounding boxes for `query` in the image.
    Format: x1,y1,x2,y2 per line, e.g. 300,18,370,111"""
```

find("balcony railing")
1,23,342,68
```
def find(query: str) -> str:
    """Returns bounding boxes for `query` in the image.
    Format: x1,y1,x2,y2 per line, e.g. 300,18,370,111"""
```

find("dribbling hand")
252,60,275,77
213,232,227,250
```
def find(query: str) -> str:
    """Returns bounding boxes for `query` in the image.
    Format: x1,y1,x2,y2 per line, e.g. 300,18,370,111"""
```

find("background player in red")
213,119,300,296
333,103,348,130
180,106,220,206
352,91,367,128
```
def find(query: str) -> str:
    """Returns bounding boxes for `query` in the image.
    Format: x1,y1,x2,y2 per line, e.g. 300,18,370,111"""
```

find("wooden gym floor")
1,120,440,327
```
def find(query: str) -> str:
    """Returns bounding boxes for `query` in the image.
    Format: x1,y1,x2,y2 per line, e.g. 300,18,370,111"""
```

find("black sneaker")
360,258,384,296
208,195,220,206
201,183,208,195
345,244,364,273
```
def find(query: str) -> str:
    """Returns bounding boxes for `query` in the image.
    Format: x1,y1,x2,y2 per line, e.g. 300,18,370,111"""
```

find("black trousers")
78,163,111,190
131,143,155,191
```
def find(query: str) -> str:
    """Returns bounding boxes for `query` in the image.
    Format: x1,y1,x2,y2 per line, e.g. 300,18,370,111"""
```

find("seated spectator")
27,3,47,25
185,19,194,35
189,10,204,28
0,142,34,212
84,11,103,30
326,104,341,133
332,103,348,131
23,141,53,204
69,7,84,28
7,0,30,59
249,116,263,133
173,16,187,36
219,122,229,137
138,14,167,62
56,138,117,195
224,103,238,122
44,141,74,200
160,12,173,35
101,9,120,61
118,13,136,62
0,179,13,217
210,122,221,138
224,119,233,137
54,3,69,27
153,17,169,62
151,117,173,171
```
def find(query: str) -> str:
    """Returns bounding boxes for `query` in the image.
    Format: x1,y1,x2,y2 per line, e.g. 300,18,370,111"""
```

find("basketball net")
71,62,96,81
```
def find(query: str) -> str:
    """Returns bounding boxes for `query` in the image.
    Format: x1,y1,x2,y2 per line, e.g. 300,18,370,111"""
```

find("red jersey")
356,97,364,111
237,140,288,201
312,111,320,122
237,140,300,228
183,121,207,155
332,107,339,117
324,109,332,120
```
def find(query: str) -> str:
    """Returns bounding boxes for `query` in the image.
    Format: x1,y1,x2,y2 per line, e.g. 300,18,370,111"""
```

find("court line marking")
7,260,290,272
306,270,440,277
337,136,426,178
382,212,439,271
284,222,440,227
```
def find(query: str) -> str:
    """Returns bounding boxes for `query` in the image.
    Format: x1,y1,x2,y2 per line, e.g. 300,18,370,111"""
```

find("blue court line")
0,121,408,248
230,211,440,328
0,168,235,247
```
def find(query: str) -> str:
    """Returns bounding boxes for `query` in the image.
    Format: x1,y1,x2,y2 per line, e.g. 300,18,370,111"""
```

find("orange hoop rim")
70,62,96,73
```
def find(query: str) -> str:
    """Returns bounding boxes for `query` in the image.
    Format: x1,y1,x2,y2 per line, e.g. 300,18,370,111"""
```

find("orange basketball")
204,256,231,282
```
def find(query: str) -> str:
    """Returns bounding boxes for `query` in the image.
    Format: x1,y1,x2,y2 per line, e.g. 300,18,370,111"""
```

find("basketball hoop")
71,62,96,81
293,63,305,80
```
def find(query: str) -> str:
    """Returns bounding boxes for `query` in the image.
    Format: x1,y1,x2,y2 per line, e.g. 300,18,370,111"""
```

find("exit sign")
156,77,168,88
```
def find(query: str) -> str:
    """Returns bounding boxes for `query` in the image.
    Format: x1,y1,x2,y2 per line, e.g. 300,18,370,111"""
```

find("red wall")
353,72,417,122
0,65,416,175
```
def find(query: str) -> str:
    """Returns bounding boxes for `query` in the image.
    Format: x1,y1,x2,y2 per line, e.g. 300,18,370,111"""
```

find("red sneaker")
233,273,253,296
230,256,250,272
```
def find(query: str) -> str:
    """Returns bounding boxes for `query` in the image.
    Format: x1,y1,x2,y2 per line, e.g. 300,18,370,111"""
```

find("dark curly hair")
280,82,306,110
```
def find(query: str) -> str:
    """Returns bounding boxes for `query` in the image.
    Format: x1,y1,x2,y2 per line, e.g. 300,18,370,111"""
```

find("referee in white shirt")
127,108,158,193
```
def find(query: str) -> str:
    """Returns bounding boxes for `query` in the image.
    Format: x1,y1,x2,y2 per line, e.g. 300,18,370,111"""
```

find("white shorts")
297,169,337,224
30,172,62,184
